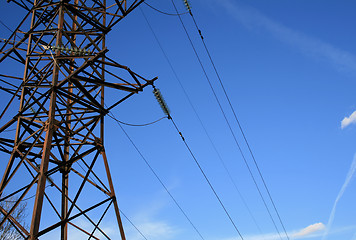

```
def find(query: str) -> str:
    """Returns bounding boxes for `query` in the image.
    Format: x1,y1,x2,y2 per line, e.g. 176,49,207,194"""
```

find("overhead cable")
184,2,290,240
1,128,16,132
0,38,27,46
115,116,167,127
152,84,244,239
169,116,244,240
107,111,206,240
119,210,149,240
170,0,284,239
1,186,51,203
139,7,265,236
143,2,188,16
0,19,13,33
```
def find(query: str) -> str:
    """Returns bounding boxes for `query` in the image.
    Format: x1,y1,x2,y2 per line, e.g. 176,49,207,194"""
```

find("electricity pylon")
0,0,156,239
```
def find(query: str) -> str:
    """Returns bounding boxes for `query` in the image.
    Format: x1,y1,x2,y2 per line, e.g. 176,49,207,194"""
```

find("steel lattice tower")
0,0,156,239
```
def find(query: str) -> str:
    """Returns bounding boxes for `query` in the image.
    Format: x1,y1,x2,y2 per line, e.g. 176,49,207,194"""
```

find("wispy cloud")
127,220,178,240
341,111,356,129
43,196,180,240
221,223,326,240
217,0,356,74
56,208,178,240
322,154,356,240
293,222,325,238
124,199,179,240
352,231,356,240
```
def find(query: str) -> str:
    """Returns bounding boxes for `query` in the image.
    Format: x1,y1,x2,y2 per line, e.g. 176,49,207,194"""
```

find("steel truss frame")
0,0,156,239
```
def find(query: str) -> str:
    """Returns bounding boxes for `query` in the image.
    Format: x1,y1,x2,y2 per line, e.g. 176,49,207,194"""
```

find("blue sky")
1,0,356,240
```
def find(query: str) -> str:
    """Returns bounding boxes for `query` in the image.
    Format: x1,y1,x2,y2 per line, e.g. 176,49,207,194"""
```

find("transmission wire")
116,116,167,127
143,2,189,16
2,186,51,203
107,111,206,240
1,128,16,132
139,6,265,236
0,19,13,33
187,5,290,240
169,0,284,239
168,116,244,240
119,210,149,240
0,38,27,46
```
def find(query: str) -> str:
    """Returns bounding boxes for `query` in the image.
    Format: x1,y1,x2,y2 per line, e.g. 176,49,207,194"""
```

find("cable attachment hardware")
183,0,191,11
179,131,185,141
153,87,171,118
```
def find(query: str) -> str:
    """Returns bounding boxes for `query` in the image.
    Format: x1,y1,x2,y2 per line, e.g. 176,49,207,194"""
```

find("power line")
1,128,16,132
168,116,244,240
151,86,244,240
185,4,290,240
107,111,206,240
143,2,189,16
0,19,13,33
119,210,149,240
2,186,51,203
115,116,167,127
151,84,244,238
0,38,26,46
169,0,285,239
139,6,265,236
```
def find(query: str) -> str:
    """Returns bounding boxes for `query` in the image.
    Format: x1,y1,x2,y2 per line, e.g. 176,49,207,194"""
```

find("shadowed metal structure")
0,0,156,239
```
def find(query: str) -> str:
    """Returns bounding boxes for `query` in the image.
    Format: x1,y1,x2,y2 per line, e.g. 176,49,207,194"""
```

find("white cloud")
220,223,325,240
341,111,356,129
217,0,356,74
132,221,177,240
292,222,325,238
42,195,179,240
124,198,180,240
